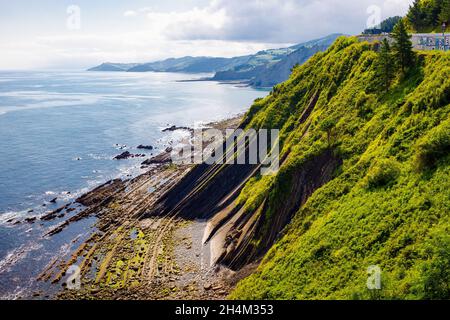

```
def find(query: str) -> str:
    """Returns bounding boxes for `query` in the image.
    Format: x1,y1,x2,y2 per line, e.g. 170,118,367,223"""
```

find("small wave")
0,210,30,225
0,242,43,275
87,153,110,160
0,286,28,300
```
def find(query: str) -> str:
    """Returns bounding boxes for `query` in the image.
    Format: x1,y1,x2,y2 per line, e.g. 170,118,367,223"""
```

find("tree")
439,0,450,24
425,0,443,28
320,118,337,147
392,19,415,74
380,16,402,33
363,16,401,34
376,39,395,92
408,0,426,30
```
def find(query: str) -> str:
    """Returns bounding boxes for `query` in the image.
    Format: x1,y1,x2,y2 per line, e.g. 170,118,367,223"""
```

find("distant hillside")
88,56,251,73
88,34,341,87
88,63,140,72
127,56,251,73
212,34,342,85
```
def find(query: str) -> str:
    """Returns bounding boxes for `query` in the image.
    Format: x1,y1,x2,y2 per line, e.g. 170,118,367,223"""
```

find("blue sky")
0,0,413,70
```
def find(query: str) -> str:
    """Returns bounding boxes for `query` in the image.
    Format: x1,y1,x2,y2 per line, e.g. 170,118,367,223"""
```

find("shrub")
366,158,401,188
320,118,337,146
412,229,450,299
414,119,450,171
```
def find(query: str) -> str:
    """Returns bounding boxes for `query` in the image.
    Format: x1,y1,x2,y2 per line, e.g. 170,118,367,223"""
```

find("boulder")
137,145,154,150
114,151,132,160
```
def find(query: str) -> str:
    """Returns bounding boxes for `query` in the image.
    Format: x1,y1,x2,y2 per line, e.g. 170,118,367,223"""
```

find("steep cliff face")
145,36,450,300
212,34,342,85
250,44,330,87
230,38,450,300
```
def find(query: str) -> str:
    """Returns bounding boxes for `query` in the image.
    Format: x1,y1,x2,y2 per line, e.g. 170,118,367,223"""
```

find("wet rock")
114,151,146,160
137,145,154,150
141,151,172,165
40,206,65,221
25,217,37,224
114,151,132,160
162,125,194,133
76,179,124,206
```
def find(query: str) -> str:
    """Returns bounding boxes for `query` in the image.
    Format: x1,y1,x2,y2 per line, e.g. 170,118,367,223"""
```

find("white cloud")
137,0,414,42
0,31,286,70
0,0,414,70
124,10,137,17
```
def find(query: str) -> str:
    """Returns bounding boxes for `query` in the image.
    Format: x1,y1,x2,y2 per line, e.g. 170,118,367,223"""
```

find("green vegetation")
375,39,395,92
392,20,416,74
229,36,450,300
414,118,450,171
440,0,450,26
407,0,450,32
363,16,402,34
319,118,337,147
365,158,401,189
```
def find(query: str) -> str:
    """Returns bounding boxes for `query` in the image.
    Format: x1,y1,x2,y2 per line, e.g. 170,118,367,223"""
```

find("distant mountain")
126,56,251,73
88,63,140,72
212,34,342,85
88,34,343,87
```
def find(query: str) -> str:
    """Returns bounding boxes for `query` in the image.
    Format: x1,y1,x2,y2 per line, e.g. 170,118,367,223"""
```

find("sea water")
0,70,267,298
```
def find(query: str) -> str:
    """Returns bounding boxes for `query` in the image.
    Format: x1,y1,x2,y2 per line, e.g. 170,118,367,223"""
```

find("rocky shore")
28,115,248,300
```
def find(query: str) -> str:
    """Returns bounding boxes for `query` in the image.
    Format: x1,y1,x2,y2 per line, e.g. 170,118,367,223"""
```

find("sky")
0,0,414,70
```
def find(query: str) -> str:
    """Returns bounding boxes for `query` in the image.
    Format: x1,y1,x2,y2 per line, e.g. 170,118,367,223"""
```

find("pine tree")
376,39,395,92
392,20,415,74
408,0,425,30
426,0,443,28
439,0,450,24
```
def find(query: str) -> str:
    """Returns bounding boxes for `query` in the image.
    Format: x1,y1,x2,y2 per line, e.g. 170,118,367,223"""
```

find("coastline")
20,114,249,300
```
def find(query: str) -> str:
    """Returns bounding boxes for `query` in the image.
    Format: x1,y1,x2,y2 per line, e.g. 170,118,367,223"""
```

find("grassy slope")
230,37,450,299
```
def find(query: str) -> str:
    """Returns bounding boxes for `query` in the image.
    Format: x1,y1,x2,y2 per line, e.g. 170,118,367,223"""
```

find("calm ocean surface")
0,70,267,298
